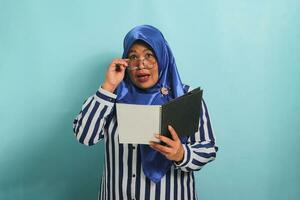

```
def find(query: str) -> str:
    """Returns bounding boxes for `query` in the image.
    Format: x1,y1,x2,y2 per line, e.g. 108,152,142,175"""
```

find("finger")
112,59,129,67
118,58,130,65
149,142,172,155
168,125,180,141
115,64,122,72
113,62,128,68
156,134,175,147
110,61,127,72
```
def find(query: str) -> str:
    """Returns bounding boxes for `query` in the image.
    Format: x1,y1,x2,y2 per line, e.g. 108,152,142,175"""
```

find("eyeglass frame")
126,55,157,71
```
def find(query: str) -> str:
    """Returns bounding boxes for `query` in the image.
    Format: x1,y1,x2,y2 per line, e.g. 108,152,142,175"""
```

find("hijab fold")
116,25,187,183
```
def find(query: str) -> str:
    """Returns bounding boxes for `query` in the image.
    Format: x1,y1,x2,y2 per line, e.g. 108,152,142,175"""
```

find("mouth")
136,73,151,83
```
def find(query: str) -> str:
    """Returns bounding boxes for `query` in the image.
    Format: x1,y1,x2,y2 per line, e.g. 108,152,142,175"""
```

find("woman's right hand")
101,58,129,93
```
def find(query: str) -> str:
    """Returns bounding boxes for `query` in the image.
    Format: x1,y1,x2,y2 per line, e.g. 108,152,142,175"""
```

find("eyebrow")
128,49,153,54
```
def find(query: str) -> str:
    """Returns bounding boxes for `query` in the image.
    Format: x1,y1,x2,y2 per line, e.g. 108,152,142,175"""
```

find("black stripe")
111,122,118,200
191,159,205,167
72,119,78,133
185,167,195,171
89,105,108,145
180,171,185,200
135,145,141,200
190,134,196,143
104,107,115,130
105,131,111,200
96,90,115,103
126,144,133,198
79,101,100,143
180,144,191,166
118,144,124,200
194,151,216,159
165,170,171,200
155,181,161,200
145,177,151,200
75,97,94,134
174,170,178,200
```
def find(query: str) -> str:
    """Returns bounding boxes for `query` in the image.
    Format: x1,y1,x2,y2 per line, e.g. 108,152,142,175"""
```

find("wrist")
101,82,116,93
175,146,184,163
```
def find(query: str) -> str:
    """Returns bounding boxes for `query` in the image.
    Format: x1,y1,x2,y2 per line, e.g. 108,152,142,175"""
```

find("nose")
137,58,146,69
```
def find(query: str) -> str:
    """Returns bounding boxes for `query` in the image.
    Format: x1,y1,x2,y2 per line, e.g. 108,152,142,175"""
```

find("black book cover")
160,87,203,139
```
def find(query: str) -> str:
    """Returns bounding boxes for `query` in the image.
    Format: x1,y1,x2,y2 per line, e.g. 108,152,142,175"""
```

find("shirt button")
132,146,136,150
132,174,136,178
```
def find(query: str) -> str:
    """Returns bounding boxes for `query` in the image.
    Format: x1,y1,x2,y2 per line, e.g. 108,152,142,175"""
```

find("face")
127,43,159,90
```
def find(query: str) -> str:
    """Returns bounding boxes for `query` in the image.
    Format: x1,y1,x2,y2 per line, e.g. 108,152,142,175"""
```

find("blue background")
1,0,299,199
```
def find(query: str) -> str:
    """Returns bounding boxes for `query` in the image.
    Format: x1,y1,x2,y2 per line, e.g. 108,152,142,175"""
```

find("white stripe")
201,103,210,141
184,172,188,200
122,144,128,199
190,173,194,200
170,168,174,200
98,87,117,98
139,164,146,200
131,144,137,198
160,173,166,199
193,147,216,154
193,153,215,164
194,119,201,142
107,120,115,199
185,162,203,171
149,180,156,200
100,172,104,200
177,171,181,199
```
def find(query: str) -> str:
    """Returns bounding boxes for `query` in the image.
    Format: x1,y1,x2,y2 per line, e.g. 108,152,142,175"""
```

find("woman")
73,25,218,200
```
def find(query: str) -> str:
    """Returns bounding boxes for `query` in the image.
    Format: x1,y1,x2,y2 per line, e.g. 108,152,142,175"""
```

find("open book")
116,87,203,144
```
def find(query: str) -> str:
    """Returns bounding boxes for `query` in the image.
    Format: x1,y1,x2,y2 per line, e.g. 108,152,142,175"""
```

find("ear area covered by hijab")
116,25,187,183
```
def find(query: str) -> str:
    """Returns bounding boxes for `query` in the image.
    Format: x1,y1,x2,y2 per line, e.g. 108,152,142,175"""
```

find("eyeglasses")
127,53,157,71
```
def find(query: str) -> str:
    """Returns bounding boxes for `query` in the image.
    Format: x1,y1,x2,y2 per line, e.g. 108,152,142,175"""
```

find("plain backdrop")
1,0,299,199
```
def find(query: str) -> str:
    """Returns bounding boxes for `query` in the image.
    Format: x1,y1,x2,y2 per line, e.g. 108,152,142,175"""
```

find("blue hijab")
116,25,187,183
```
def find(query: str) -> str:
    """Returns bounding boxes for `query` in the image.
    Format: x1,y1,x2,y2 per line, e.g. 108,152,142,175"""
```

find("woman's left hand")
149,125,184,162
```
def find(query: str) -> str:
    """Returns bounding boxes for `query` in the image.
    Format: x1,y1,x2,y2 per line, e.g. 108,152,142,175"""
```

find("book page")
116,103,161,144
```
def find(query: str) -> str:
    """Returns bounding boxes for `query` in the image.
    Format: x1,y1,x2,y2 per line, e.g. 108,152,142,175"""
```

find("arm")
174,100,218,171
73,87,117,146
73,58,128,146
150,100,218,171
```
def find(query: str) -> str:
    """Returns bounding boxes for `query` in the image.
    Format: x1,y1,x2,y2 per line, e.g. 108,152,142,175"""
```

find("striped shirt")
73,87,217,200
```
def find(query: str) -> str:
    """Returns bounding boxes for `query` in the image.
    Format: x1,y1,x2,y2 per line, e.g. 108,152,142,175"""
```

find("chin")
134,81,155,90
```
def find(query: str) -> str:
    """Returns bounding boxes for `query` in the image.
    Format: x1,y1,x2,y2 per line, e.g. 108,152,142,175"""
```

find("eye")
145,53,155,59
128,54,138,60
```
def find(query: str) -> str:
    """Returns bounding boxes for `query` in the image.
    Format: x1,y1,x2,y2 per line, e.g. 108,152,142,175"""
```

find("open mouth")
136,73,150,83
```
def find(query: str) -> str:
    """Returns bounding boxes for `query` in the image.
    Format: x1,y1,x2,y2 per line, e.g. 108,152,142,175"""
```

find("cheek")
152,69,159,82
127,71,136,81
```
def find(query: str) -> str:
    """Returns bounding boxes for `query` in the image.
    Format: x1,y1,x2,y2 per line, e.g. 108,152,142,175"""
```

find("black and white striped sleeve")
73,87,116,146
174,100,218,172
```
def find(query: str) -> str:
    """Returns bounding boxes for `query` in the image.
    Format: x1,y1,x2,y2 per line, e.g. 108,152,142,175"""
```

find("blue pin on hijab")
116,25,189,183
